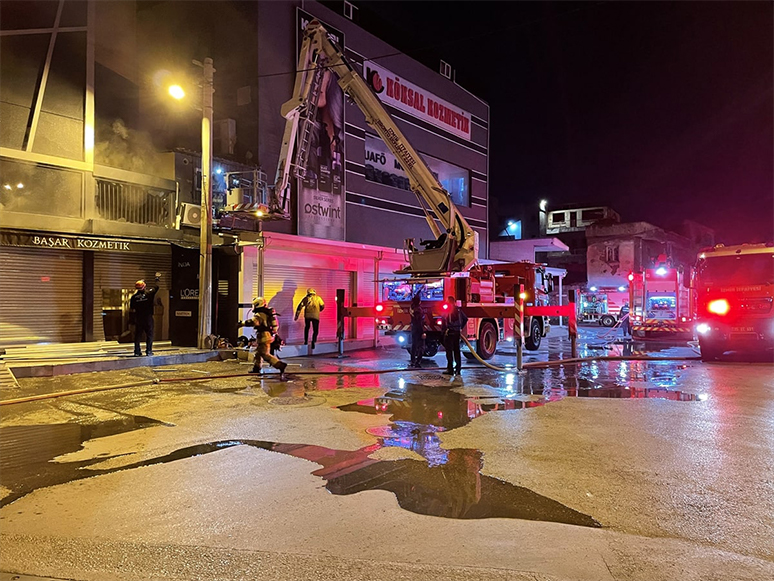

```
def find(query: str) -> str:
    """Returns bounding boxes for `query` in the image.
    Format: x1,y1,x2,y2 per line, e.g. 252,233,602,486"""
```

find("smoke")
95,119,167,176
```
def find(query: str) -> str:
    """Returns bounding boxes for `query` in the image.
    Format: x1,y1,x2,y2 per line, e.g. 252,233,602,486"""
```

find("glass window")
382,280,444,302
698,254,774,286
0,158,82,218
364,134,470,207
550,212,565,224
646,293,677,320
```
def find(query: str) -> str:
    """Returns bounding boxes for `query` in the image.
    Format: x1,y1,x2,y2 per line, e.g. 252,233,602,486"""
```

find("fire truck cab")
628,255,694,338
693,243,774,360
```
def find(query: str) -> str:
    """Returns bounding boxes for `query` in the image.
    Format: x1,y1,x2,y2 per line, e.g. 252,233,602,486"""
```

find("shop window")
364,133,470,206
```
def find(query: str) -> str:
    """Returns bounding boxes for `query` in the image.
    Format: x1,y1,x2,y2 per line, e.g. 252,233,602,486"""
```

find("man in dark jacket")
130,275,160,356
443,295,468,375
409,292,425,368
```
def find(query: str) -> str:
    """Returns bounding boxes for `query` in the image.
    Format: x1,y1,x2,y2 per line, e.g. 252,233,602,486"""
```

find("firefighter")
242,297,288,379
294,288,325,349
442,295,468,376
409,292,425,368
129,275,160,357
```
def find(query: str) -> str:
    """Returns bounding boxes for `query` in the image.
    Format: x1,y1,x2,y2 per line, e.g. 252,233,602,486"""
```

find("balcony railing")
95,178,175,228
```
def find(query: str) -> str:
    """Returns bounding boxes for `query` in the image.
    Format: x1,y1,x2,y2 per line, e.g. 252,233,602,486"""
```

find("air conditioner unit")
178,203,202,229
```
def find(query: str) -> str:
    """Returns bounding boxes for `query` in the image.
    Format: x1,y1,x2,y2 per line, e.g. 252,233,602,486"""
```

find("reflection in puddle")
0,415,166,507
0,434,600,527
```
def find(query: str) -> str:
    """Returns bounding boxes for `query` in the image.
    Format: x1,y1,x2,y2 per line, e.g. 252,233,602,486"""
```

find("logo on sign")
367,68,384,94
180,288,199,300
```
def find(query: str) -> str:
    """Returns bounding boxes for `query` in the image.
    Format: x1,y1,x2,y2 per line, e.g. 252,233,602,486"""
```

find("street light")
164,61,215,349
168,84,186,100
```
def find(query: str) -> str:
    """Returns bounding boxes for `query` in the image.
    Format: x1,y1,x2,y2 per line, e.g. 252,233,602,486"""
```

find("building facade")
0,0,490,346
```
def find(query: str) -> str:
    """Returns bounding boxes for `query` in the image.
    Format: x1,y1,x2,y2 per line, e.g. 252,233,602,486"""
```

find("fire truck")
692,243,774,361
628,255,694,339
579,286,629,327
379,261,553,360
273,20,552,359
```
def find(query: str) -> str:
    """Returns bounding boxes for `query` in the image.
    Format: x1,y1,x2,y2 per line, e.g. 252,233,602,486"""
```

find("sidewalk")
0,336,399,389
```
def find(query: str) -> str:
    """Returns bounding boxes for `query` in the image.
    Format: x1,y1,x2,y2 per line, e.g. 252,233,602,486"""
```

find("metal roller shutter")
0,247,83,343
255,265,352,344
93,251,172,341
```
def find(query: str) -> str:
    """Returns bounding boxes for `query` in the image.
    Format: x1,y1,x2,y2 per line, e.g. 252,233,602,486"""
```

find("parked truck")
380,261,553,360
692,243,774,360
628,254,694,339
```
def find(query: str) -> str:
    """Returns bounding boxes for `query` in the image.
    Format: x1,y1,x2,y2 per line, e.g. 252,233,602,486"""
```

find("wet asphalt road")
1,329,773,581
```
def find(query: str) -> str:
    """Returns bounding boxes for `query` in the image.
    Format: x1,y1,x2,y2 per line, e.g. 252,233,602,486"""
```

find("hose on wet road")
0,347,702,406
460,336,700,371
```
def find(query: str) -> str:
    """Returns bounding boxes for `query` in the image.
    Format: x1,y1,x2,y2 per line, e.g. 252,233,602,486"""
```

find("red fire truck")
693,243,774,360
628,255,694,339
378,261,554,360
579,286,629,327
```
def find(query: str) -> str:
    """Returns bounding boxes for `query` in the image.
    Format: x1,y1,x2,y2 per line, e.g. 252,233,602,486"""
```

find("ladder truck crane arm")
275,19,478,275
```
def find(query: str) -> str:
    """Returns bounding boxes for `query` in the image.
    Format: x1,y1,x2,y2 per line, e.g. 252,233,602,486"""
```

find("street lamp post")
197,57,215,349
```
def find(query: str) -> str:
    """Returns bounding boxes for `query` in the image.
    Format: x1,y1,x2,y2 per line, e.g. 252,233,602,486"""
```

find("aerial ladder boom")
275,20,478,274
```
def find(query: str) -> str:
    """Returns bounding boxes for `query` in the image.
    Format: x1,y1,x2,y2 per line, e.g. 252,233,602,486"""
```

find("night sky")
355,1,773,244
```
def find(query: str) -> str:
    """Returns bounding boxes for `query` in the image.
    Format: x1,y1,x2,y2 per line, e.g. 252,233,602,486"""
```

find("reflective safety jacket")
295,292,325,320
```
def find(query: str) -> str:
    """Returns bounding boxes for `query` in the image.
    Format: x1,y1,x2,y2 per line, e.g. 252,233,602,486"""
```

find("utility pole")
197,57,215,349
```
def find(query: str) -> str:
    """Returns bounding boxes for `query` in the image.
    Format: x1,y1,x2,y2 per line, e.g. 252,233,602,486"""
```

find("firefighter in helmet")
241,297,288,379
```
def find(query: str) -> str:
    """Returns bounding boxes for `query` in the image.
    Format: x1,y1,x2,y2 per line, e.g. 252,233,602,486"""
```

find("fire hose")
460,336,700,371
1,347,702,406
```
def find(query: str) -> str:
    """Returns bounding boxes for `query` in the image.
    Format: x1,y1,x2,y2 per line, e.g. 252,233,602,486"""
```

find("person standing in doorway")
442,295,468,376
409,292,425,368
243,297,287,379
130,274,160,357
294,288,325,349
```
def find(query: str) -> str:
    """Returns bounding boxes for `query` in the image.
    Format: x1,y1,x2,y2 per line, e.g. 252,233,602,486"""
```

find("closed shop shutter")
0,247,83,343
255,265,352,344
93,251,172,341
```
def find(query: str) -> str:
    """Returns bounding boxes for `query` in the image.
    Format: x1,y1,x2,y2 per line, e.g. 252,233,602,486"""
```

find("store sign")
0,231,168,253
364,61,472,141
296,9,346,241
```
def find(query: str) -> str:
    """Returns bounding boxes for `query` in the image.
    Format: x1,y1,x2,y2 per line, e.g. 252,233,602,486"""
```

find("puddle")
0,415,166,507
1,438,598,527
1,360,704,526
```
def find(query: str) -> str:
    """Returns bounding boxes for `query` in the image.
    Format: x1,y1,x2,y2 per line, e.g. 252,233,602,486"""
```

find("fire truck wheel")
600,315,616,327
476,321,498,360
525,319,542,350
423,342,439,357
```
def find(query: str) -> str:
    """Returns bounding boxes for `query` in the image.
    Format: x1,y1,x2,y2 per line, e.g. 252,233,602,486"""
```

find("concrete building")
0,0,489,347
536,205,620,285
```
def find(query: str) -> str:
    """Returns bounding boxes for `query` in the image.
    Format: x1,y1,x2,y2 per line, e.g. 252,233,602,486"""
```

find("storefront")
240,232,406,347
0,230,170,345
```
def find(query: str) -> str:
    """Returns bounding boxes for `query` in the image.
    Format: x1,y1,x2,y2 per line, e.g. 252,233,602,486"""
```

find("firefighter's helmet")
252,297,266,308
